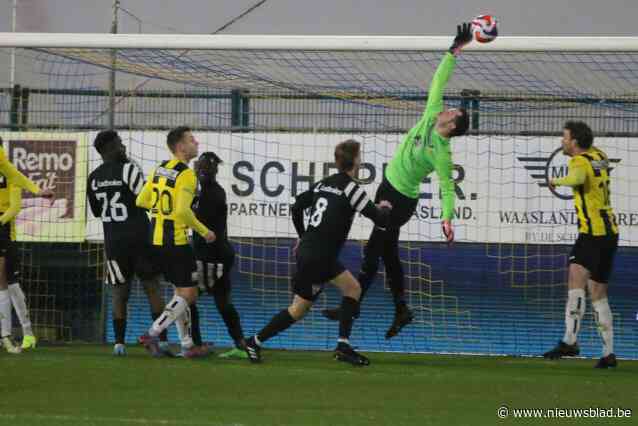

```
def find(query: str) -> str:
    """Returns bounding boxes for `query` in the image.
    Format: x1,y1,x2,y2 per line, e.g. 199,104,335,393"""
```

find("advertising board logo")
10,139,76,218
518,148,620,200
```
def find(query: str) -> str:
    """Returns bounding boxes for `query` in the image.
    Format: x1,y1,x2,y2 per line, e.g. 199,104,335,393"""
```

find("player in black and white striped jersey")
244,140,392,366
87,130,171,356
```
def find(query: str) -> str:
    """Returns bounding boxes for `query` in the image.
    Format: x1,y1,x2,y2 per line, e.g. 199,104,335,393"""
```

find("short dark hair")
93,130,120,154
198,151,222,165
564,121,593,149
167,126,191,153
449,108,469,137
335,139,360,173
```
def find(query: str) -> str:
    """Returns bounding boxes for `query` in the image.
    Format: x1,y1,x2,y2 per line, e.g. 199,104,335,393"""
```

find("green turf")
1,345,636,426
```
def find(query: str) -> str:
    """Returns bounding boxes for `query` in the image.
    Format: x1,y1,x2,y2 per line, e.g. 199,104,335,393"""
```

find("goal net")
1,33,637,356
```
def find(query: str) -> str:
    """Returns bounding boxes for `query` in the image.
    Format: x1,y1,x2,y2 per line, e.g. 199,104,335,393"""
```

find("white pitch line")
0,413,245,426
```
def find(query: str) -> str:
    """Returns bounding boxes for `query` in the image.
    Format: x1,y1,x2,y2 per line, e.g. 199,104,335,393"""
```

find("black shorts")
292,253,345,302
193,241,235,295
0,223,12,256
570,233,619,284
152,244,196,288
376,177,419,230
0,223,18,284
104,241,159,286
4,242,19,285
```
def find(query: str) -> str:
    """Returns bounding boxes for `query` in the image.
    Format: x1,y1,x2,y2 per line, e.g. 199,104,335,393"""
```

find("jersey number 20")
309,197,328,227
96,191,128,222
152,188,173,215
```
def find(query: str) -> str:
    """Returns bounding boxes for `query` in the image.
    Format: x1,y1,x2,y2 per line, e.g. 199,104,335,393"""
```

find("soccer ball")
471,15,498,43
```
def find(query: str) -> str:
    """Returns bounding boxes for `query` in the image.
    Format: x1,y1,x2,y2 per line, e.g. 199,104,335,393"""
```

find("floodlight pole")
9,0,17,88
108,0,120,129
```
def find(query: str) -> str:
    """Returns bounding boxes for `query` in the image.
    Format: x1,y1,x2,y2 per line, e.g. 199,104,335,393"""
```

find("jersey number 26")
96,191,128,222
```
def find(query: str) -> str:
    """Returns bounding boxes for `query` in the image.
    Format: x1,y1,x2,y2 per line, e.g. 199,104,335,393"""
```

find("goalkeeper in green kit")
323,23,473,338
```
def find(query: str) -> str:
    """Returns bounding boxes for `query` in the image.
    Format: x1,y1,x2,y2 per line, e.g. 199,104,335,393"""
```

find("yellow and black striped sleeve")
174,169,209,238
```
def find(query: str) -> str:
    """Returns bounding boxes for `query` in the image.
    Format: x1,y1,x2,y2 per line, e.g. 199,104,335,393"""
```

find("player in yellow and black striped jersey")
543,121,618,368
0,177,36,352
0,136,51,354
136,127,215,357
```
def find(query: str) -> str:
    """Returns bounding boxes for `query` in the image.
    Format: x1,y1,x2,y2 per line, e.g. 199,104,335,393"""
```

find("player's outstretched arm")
174,169,212,239
0,146,41,195
550,157,587,188
345,181,391,228
0,184,22,225
291,187,315,237
420,23,472,122
434,145,455,221
434,145,456,242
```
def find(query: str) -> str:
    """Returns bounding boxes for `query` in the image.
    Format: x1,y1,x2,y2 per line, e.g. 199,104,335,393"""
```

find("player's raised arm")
122,161,145,196
174,168,212,240
135,170,155,210
0,184,22,225
419,23,473,124
291,185,316,237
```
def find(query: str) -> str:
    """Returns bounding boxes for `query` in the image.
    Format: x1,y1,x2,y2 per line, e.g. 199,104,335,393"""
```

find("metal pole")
108,0,119,129
9,0,17,88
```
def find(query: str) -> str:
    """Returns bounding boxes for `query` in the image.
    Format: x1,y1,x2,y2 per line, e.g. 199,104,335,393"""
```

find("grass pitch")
1,345,636,426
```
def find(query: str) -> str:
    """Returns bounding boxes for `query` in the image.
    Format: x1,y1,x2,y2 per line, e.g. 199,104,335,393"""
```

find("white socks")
563,288,586,345
0,289,12,338
593,298,614,357
9,283,33,336
175,308,193,349
149,295,188,337
562,288,614,357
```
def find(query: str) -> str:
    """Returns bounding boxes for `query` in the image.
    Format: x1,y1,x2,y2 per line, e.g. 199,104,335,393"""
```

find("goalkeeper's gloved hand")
442,219,454,243
449,22,473,55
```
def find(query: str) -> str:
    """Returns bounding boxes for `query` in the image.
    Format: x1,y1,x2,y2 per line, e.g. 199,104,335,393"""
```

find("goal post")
1,33,637,357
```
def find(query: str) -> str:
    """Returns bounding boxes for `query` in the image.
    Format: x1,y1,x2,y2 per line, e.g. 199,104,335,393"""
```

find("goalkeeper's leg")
382,227,414,339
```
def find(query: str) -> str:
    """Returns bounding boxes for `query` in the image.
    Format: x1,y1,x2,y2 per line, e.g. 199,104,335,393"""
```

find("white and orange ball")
471,15,498,43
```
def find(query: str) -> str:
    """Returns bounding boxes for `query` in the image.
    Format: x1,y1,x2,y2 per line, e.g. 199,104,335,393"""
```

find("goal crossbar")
1,33,638,51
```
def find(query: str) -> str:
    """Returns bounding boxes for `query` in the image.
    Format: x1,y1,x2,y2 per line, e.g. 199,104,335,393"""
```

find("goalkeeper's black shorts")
375,177,418,230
